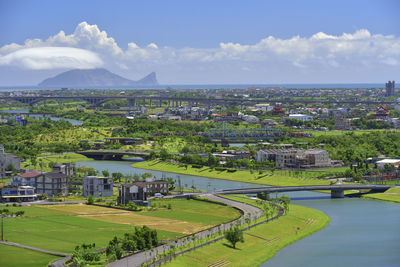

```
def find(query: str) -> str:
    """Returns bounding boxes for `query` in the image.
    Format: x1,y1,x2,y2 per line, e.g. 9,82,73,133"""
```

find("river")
76,159,400,267
1,108,83,126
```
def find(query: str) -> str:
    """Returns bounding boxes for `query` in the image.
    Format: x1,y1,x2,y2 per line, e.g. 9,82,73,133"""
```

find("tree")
224,227,244,249
87,194,94,205
102,170,110,177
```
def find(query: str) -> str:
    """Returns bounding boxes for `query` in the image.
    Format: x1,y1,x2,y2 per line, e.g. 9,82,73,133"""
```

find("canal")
76,159,400,267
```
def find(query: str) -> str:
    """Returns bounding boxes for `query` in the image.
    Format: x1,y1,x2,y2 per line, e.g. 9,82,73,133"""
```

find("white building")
376,159,400,170
288,114,314,121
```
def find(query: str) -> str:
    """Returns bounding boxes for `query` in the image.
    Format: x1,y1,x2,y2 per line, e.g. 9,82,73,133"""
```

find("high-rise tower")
385,81,395,97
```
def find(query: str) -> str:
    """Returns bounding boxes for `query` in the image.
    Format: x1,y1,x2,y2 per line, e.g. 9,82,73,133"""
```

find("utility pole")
1,215,4,241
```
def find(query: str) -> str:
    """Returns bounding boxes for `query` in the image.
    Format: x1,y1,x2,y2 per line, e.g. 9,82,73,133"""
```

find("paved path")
0,240,70,257
108,194,265,267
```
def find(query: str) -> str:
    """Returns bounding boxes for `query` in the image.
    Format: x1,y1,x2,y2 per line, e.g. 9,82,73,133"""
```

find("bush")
215,167,227,171
227,169,237,173
191,164,202,168
87,194,94,205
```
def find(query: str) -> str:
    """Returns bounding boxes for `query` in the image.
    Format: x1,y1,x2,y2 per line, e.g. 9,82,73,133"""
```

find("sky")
0,0,399,86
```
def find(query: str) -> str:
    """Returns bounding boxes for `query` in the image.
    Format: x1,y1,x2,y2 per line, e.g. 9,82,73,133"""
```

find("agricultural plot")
0,244,59,267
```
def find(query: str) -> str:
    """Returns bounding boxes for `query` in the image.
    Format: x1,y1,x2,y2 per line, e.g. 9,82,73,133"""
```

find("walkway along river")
76,160,400,267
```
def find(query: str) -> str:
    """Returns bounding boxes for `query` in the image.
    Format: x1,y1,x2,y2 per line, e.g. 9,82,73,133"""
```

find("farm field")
165,203,330,267
1,205,179,253
132,160,331,186
0,244,60,267
1,199,238,254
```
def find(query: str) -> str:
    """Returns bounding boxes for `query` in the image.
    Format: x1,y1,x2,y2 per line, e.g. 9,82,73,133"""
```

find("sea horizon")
0,83,391,91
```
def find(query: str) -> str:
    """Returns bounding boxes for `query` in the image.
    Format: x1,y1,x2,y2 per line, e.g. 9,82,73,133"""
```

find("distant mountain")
38,68,158,87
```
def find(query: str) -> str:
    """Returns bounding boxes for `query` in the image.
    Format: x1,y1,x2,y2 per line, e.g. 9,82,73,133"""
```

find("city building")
335,117,351,130
35,172,69,196
1,185,37,202
385,80,395,97
287,114,314,121
257,149,332,169
118,180,169,204
0,145,20,179
82,176,114,197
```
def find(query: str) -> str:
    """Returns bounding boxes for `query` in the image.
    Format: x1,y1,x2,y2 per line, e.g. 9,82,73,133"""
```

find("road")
108,193,264,267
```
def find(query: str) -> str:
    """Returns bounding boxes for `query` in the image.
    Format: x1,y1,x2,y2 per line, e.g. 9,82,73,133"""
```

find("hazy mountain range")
38,68,158,87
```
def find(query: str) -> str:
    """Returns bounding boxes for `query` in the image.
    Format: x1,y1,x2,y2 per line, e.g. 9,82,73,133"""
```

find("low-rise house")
118,180,169,204
213,150,251,161
287,114,314,121
35,172,69,196
12,172,41,186
376,159,400,170
82,176,113,197
1,185,37,202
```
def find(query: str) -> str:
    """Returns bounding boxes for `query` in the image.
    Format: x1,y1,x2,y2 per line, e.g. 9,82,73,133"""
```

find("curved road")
108,194,264,267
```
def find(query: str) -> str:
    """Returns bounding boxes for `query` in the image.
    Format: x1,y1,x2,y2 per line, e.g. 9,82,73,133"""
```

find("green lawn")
22,152,92,172
1,205,180,253
165,204,330,267
362,187,400,204
0,244,60,267
144,198,240,226
132,160,330,186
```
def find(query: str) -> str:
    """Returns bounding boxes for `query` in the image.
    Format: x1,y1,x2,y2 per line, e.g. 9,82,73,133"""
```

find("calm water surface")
77,160,400,267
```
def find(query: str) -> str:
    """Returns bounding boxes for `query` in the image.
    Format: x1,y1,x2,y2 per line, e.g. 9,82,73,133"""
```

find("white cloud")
0,47,103,70
1,22,400,83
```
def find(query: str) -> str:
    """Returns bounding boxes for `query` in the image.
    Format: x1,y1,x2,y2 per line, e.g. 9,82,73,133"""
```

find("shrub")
191,164,202,168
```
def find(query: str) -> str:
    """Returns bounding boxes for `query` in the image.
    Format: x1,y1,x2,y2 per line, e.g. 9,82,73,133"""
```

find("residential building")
82,176,113,197
335,117,351,130
257,149,332,169
35,172,69,196
118,180,169,204
376,159,400,170
288,114,314,121
1,185,37,202
12,172,41,186
52,163,74,176
0,145,20,178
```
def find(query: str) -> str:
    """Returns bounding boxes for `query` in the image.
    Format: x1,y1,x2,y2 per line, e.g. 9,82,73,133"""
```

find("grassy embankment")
22,152,92,172
0,199,239,266
362,187,400,204
0,244,60,267
132,160,331,187
165,196,330,267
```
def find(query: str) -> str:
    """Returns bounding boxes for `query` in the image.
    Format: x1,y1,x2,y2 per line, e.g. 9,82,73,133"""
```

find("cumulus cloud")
1,22,400,83
0,47,103,70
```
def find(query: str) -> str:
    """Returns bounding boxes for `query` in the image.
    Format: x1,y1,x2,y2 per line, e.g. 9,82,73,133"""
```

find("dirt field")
42,204,207,234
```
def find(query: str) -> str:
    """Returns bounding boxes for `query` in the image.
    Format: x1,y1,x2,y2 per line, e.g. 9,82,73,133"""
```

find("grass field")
362,187,400,204
22,152,92,172
165,203,330,267
0,244,60,267
132,160,330,187
145,198,240,227
1,199,238,253
2,205,181,253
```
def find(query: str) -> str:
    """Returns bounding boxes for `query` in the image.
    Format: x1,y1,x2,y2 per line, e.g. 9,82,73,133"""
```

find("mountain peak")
38,68,158,87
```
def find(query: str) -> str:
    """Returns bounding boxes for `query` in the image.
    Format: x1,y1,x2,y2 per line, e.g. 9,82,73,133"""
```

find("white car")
154,193,164,199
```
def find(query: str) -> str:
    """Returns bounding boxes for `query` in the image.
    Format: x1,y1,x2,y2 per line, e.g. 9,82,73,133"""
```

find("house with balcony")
1,185,37,202
82,176,113,197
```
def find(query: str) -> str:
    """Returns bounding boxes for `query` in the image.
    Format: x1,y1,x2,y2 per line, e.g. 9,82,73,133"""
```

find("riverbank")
132,160,330,187
362,187,400,204
164,202,330,267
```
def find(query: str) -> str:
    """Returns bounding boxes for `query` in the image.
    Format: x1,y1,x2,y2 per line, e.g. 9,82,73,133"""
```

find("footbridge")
213,184,393,198
76,150,150,160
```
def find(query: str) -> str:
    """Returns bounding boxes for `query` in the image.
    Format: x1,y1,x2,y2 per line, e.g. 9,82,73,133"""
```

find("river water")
76,160,400,267
1,108,83,125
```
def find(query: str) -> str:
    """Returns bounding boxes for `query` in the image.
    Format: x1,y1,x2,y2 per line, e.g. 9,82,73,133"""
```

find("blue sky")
0,0,399,85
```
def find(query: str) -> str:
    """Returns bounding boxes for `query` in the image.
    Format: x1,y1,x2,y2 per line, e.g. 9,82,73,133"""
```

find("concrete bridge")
76,150,150,160
0,95,395,107
213,184,393,198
